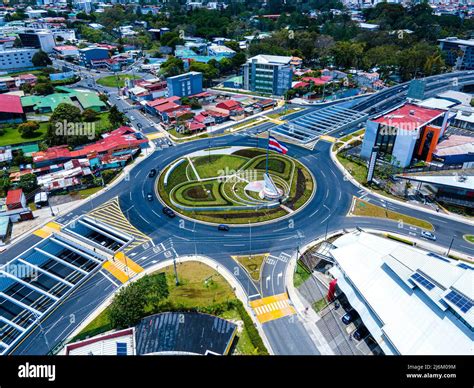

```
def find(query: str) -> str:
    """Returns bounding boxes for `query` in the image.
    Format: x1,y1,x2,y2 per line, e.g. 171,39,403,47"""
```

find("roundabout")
156,146,315,225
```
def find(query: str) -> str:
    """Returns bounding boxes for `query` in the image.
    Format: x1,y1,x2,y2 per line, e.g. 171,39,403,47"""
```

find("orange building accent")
417,125,442,163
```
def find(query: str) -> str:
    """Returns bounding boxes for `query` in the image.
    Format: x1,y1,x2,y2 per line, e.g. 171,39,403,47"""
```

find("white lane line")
320,170,326,179
320,214,331,224
136,213,150,225
309,208,320,218
429,217,447,223
152,210,162,218
273,227,287,232
224,244,245,247
173,235,190,241
99,270,120,287
279,236,294,241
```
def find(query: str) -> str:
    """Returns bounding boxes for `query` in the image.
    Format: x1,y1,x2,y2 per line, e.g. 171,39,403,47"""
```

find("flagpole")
265,128,270,176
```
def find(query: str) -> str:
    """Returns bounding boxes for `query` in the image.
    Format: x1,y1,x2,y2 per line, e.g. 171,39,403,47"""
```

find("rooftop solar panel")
445,290,473,313
410,273,435,291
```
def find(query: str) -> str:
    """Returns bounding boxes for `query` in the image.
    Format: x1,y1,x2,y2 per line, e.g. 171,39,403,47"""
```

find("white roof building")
328,231,473,355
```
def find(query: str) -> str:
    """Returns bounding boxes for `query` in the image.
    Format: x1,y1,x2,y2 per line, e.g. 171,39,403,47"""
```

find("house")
53,45,80,58
6,189,26,211
0,94,25,123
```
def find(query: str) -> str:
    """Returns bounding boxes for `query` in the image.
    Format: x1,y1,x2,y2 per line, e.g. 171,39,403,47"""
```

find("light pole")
323,204,330,240
447,237,455,257
249,221,252,260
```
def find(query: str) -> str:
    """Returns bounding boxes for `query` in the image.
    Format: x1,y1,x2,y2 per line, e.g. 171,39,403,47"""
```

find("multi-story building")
18,30,56,53
360,103,446,167
78,46,110,67
0,48,38,71
438,37,474,70
242,55,293,96
166,71,203,98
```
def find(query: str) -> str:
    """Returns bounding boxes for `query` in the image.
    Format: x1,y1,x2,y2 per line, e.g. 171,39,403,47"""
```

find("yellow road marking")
147,132,166,140
320,135,337,143
114,251,143,274
103,261,128,283
33,229,50,238
250,293,296,324
33,221,62,238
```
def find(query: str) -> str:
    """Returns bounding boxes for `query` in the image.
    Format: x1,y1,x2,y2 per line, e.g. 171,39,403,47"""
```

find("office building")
166,71,203,98
18,30,56,53
79,46,110,67
0,48,38,71
242,55,293,96
438,37,474,70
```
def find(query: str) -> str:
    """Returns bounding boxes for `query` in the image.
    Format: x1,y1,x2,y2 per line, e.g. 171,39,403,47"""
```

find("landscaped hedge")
234,300,269,355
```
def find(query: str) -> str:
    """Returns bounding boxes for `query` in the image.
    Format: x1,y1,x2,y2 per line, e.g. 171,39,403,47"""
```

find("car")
137,123,143,129
217,224,230,232
162,207,176,218
353,326,369,341
341,310,358,325
146,193,153,201
148,169,157,178
421,230,436,241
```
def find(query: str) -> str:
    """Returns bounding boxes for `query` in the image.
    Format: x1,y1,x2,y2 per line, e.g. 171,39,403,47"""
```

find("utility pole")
173,254,179,286
249,221,252,260
265,129,270,175
447,237,455,257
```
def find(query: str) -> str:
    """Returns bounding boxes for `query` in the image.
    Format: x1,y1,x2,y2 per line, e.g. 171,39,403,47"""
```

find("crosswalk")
102,251,144,284
33,221,62,238
250,293,296,324
87,198,152,252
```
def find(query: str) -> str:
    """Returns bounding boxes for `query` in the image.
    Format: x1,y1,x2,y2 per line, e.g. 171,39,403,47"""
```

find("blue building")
242,55,293,96
79,47,110,67
166,71,203,98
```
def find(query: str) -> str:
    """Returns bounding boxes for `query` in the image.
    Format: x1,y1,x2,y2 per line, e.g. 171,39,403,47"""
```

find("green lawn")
192,154,247,179
96,74,140,88
0,122,48,147
352,197,434,230
337,154,368,184
72,261,265,355
294,261,311,288
232,254,267,281
93,112,113,134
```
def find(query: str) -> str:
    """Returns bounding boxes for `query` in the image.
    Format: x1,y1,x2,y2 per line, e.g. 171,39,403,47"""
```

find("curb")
62,255,274,355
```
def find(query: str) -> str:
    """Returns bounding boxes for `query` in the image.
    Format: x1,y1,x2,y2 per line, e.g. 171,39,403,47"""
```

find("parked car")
147,193,153,201
353,326,369,341
342,310,358,325
162,207,176,218
148,169,157,178
217,224,230,232
421,230,436,241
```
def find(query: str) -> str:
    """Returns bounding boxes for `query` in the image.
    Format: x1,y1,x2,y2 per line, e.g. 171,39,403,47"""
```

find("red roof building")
216,100,241,111
373,104,445,131
0,94,24,114
301,76,332,86
6,189,26,210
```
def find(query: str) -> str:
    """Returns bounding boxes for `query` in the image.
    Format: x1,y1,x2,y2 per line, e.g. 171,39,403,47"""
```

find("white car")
421,230,436,241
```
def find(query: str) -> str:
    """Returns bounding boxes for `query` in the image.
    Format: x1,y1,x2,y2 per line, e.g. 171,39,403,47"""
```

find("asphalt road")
5,69,474,355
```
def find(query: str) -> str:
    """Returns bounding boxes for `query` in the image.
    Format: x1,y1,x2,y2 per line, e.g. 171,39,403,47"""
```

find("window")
116,342,127,355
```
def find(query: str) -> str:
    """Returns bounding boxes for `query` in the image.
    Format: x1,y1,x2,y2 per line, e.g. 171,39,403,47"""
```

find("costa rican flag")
268,136,288,154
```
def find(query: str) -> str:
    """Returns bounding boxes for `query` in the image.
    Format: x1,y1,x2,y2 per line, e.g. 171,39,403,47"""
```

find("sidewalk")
330,144,474,226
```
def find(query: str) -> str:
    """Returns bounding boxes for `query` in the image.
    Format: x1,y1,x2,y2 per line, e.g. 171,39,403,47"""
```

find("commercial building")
438,37,474,70
0,48,38,71
242,55,293,96
18,30,56,53
207,44,235,58
53,45,80,58
327,231,473,355
166,71,203,98
360,103,446,167
79,47,110,67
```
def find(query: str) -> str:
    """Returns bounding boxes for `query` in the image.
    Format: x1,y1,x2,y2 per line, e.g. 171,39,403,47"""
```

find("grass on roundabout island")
157,147,315,224
96,74,140,88
351,197,434,231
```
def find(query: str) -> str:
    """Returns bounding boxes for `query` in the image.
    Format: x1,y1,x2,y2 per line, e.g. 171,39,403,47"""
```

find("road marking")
278,236,294,241
99,270,120,287
224,243,245,247
250,293,296,324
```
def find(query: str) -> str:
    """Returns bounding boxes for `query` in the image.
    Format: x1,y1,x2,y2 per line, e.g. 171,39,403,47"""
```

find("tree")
82,109,98,122
159,56,184,77
108,105,126,128
50,103,82,124
47,103,84,146
99,93,108,103
108,282,148,329
32,50,52,67
0,172,10,197
17,174,38,194
18,121,40,138
32,79,54,95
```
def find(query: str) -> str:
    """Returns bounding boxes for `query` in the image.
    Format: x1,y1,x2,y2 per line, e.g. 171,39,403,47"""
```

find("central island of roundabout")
156,146,315,225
